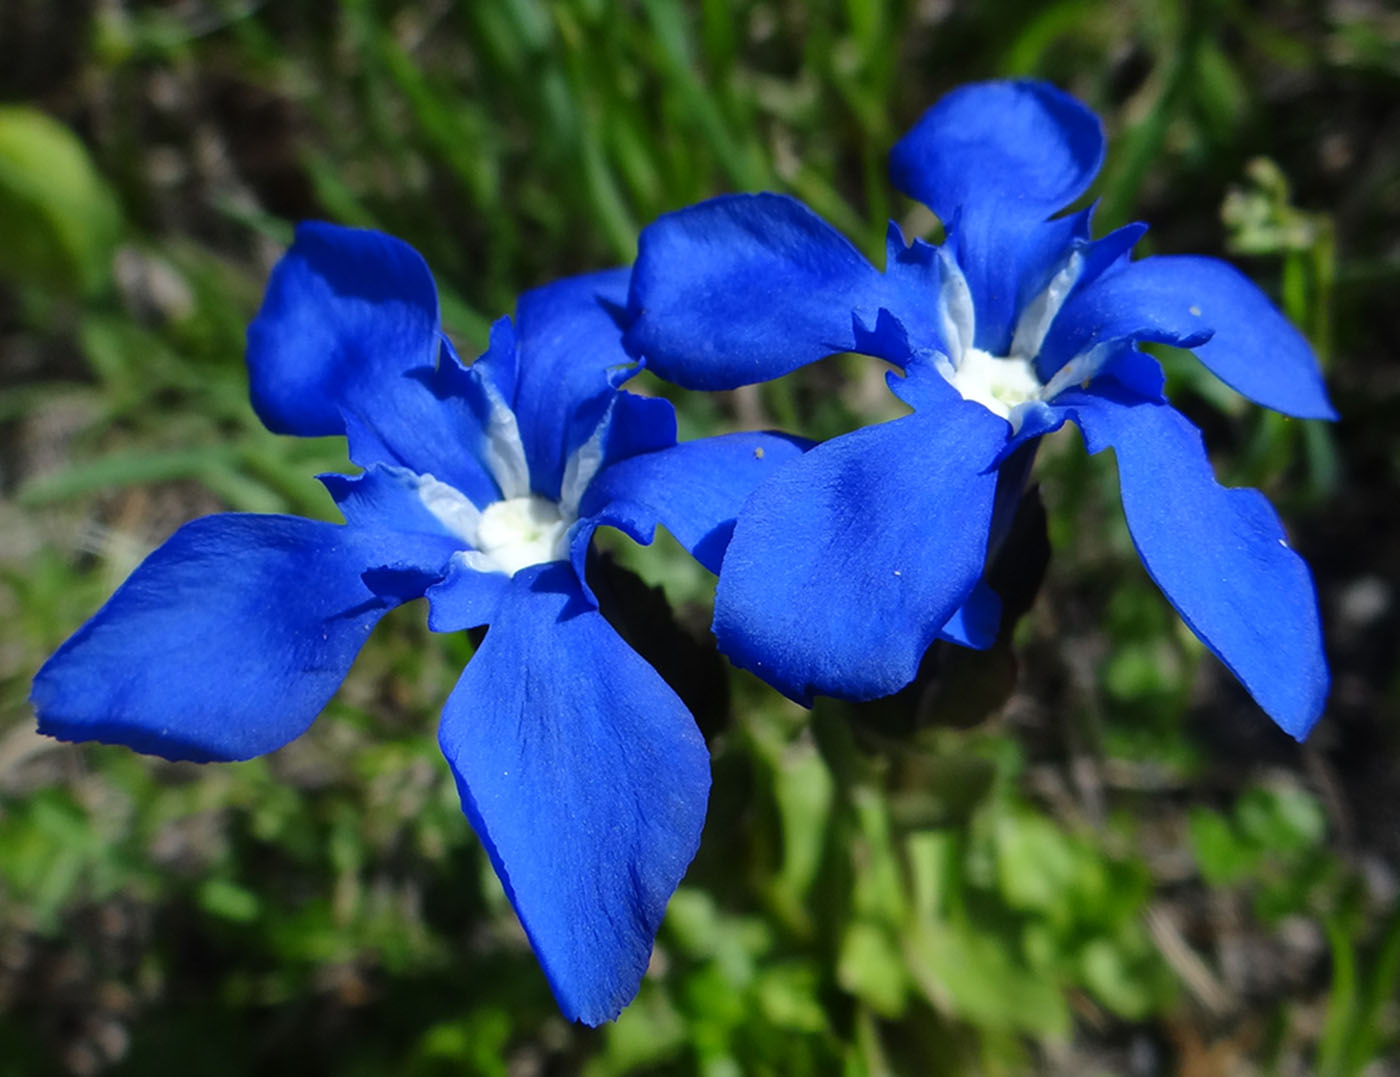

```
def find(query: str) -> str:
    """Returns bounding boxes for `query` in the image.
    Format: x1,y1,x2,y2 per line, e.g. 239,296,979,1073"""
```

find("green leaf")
410,1010,511,1077
0,107,122,296
756,963,829,1033
17,445,238,506
197,878,261,923
1235,784,1326,857
771,742,835,904
995,812,1078,914
1187,806,1255,886
1078,933,1171,1020
837,921,909,1017
591,987,686,1075
905,918,1071,1038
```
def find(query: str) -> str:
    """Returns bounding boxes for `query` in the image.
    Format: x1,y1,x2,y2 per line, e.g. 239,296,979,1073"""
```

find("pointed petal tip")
28,514,396,765
1264,661,1329,743
439,564,709,1028
1293,395,1340,423
1069,396,1329,737
1280,705,1325,744
1075,255,1335,420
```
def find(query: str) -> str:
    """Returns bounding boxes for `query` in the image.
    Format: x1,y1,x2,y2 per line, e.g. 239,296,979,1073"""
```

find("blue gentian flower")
625,79,1334,740
31,222,805,1024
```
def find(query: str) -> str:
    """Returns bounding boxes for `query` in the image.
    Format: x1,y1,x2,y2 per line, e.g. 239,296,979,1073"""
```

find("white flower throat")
416,473,572,579
413,374,612,578
473,496,569,577
935,245,1093,432
946,348,1042,421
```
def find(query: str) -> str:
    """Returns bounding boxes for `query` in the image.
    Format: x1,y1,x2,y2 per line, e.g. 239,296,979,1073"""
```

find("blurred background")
1,1,1397,1074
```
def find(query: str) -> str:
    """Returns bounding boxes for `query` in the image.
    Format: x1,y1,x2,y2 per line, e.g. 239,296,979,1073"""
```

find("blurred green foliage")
1,1,1397,1074
0,106,123,298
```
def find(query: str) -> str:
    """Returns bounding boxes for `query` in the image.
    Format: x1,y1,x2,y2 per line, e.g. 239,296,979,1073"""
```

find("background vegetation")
1,1,1397,1073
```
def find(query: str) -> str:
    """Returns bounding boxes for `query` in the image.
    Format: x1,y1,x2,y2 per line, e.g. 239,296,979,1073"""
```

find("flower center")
946,347,1043,422
473,495,570,577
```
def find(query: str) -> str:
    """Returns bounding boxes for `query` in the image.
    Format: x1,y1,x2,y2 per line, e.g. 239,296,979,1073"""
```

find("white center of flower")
931,244,1102,433
408,369,620,580
472,495,570,577
414,472,572,579
946,347,1043,421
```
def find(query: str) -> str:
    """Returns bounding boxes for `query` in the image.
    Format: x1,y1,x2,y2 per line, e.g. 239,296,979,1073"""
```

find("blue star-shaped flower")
31,222,805,1024
626,79,1334,740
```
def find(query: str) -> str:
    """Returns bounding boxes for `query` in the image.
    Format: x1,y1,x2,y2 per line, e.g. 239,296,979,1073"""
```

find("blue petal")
564,506,655,605
511,268,643,498
889,80,1106,355
626,193,890,389
423,556,510,632
955,204,1096,356
248,222,499,502
852,308,914,367
247,222,439,438
1037,256,1219,375
437,562,709,1024
353,336,511,506
1073,221,1150,292
461,317,518,404
870,225,951,362
713,400,1009,704
994,402,1067,464
937,580,1002,649
592,391,680,475
1065,390,1328,738
1069,255,1335,418
320,466,473,603
1017,219,1149,378
322,465,467,545
31,515,393,762
1098,346,1167,402
432,317,533,499
885,351,962,412
338,391,502,511
890,80,1104,227
578,430,812,573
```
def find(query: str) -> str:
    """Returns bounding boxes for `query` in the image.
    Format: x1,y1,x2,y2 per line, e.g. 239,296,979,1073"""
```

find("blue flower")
31,222,806,1024
625,79,1334,740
